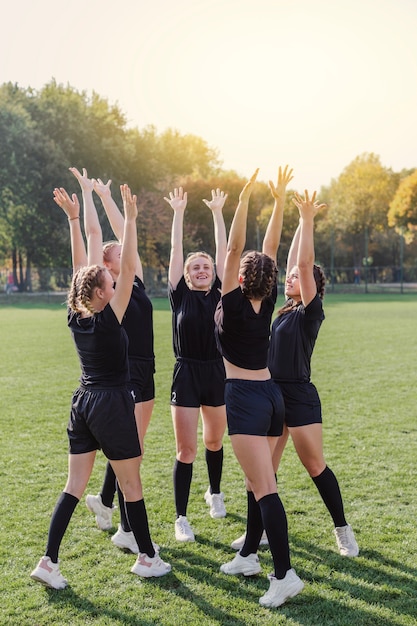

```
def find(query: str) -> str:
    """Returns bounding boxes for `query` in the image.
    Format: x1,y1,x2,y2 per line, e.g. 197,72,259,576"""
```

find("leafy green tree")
388,168,417,243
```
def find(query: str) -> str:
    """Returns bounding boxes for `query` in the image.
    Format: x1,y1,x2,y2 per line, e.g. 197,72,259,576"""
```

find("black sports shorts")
170,357,225,408
276,381,322,427
224,378,284,436
129,358,155,403
67,386,141,460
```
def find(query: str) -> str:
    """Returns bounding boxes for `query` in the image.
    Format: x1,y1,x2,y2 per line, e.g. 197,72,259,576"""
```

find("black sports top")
169,275,222,361
68,303,129,388
214,285,277,370
268,293,324,382
122,276,154,361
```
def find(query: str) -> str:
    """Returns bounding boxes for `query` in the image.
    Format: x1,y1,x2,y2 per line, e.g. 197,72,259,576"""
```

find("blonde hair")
102,240,121,264
183,251,215,290
67,265,108,314
239,251,278,300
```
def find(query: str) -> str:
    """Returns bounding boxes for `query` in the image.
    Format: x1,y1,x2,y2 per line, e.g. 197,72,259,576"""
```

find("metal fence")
1,265,417,298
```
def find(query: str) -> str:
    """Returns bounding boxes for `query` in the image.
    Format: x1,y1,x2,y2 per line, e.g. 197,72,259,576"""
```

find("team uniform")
214,284,284,435
268,294,325,427
169,275,225,407
67,303,140,460
123,276,155,404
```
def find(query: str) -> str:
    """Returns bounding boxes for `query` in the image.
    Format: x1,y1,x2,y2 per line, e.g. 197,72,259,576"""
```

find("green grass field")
1,294,416,625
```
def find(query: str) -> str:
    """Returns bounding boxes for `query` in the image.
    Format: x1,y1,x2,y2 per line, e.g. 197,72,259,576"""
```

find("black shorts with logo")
129,358,155,403
170,358,225,408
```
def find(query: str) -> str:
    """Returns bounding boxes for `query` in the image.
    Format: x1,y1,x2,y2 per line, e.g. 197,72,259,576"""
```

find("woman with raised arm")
214,166,304,609
83,177,156,556
268,190,359,557
30,177,170,590
164,186,228,542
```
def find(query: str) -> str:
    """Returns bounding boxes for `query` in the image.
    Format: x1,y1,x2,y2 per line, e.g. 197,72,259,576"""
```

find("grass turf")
0,293,416,625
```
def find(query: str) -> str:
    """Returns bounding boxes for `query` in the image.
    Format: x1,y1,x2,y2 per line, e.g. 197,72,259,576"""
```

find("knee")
305,461,326,477
177,446,196,464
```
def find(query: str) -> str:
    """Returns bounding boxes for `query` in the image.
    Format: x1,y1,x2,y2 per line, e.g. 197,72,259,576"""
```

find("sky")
2,0,417,192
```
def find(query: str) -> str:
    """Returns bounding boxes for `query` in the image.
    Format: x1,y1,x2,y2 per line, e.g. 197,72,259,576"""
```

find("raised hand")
239,168,259,203
53,187,80,220
292,190,326,219
268,165,294,202
164,187,187,212
202,188,228,213
120,184,138,221
94,178,112,200
69,167,95,193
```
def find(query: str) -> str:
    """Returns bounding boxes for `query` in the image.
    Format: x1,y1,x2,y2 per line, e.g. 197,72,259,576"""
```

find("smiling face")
103,242,122,280
285,266,301,300
184,253,214,291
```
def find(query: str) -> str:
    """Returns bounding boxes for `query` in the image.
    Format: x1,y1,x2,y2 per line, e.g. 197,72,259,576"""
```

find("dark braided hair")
67,265,108,314
277,263,326,316
239,251,278,300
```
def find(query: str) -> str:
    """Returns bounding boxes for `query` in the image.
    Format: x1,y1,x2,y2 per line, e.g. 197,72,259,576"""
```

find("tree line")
1,80,416,291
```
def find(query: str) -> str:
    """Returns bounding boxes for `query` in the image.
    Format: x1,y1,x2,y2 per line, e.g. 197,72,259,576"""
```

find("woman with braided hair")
268,190,359,557
214,166,305,609
30,180,170,590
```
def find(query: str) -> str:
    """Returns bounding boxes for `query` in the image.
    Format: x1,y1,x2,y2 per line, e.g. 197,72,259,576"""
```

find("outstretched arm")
53,187,87,271
222,169,258,296
202,188,228,282
263,165,293,260
164,187,187,289
292,190,326,306
69,167,102,266
94,178,143,280
110,185,138,323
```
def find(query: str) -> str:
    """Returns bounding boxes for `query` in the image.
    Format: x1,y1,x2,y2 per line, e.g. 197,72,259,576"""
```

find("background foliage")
1,80,417,292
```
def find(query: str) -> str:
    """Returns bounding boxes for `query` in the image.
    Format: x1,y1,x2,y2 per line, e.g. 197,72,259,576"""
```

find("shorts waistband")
176,356,223,365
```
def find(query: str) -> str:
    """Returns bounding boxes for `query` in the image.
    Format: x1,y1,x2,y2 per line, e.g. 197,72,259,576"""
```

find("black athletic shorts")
170,358,225,408
276,381,322,427
67,386,141,460
129,358,155,403
224,378,284,436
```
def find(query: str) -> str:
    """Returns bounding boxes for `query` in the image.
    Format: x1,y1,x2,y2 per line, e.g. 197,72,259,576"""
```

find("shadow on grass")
40,533,417,626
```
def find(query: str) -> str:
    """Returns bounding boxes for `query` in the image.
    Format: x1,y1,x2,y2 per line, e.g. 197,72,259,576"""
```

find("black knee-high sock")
125,499,155,558
312,466,347,527
100,461,116,508
173,460,193,518
258,493,291,579
205,447,223,494
241,491,264,557
45,492,79,563
116,482,131,532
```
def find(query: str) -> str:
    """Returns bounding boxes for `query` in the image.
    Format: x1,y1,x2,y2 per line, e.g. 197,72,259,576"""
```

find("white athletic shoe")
231,530,269,550
131,553,171,578
111,525,139,554
204,488,226,518
85,493,115,530
30,556,68,590
334,524,359,557
259,569,304,608
220,552,261,576
174,516,195,542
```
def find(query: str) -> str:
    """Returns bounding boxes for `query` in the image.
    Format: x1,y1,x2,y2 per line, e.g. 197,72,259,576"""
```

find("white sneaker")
85,493,115,530
111,525,139,554
231,530,269,550
334,524,359,557
30,556,68,590
131,553,171,578
111,525,160,554
259,569,304,608
204,488,226,519
174,516,195,542
220,552,261,576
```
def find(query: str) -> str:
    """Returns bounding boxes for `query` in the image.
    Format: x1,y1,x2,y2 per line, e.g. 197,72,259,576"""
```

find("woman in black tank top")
216,166,305,608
